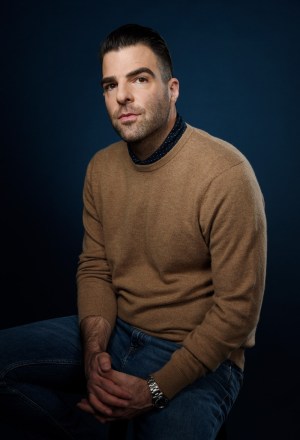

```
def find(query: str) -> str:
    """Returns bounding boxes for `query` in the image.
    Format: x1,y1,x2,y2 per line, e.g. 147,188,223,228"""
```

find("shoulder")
182,124,263,197
90,140,127,166
85,140,127,177
185,124,248,173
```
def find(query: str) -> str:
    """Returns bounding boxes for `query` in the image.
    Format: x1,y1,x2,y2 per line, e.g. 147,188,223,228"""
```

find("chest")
96,165,209,269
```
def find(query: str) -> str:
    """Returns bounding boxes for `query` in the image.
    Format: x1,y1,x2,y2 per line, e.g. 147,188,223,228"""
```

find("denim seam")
0,359,81,379
211,363,232,428
216,363,241,426
4,384,75,439
120,345,138,371
1,361,82,438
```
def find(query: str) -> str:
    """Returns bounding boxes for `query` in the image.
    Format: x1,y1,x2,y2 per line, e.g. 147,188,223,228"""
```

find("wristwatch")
146,375,169,409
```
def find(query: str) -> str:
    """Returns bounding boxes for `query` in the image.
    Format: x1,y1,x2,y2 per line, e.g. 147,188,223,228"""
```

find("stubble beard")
111,91,171,145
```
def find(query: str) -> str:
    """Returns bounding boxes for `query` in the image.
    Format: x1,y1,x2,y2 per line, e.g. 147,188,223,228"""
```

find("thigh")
0,316,97,439
133,361,243,440
107,321,242,440
0,315,84,390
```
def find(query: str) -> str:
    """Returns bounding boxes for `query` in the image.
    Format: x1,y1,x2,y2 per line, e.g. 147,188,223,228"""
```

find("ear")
169,78,179,102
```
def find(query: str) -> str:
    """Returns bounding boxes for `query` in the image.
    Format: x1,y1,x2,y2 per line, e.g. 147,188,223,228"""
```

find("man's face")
101,44,179,146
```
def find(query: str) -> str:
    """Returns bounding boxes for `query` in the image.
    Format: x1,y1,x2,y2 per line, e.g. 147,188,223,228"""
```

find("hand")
77,352,153,423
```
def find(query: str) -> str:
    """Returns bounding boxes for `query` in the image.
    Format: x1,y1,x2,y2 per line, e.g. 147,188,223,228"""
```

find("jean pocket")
209,360,243,397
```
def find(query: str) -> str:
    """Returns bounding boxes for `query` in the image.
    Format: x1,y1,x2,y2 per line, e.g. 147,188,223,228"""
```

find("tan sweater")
77,124,267,399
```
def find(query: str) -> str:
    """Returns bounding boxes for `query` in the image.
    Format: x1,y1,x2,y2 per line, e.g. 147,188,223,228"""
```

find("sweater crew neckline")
127,124,194,172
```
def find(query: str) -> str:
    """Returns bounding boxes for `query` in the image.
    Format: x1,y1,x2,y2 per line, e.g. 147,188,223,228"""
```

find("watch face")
155,395,169,409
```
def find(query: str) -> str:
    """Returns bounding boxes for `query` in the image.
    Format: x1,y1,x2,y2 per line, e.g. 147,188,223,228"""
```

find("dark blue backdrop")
1,1,299,438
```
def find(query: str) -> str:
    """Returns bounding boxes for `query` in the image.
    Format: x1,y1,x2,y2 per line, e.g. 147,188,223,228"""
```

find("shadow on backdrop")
1,1,299,438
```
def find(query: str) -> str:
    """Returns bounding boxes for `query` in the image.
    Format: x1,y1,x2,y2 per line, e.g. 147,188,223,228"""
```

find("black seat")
108,420,227,439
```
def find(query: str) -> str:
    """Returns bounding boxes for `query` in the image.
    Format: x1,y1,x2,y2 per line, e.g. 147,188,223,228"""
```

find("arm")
77,160,117,328
76,160,152,421
152,161,267,399
80,315,112,373
78,315,152,421
78,315,135,419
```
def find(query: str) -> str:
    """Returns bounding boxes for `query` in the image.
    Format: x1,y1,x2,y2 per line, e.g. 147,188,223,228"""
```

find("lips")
118,113,139,122
118,113,139,124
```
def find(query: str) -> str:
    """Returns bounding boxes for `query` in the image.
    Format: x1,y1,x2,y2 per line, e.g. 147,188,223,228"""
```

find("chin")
121,135,142,143
118,129,143,143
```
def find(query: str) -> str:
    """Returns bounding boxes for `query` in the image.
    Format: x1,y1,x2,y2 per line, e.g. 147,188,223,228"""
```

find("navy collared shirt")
128,114,187,165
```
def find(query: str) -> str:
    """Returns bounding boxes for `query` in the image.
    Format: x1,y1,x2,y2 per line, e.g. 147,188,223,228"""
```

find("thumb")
99,352,112,372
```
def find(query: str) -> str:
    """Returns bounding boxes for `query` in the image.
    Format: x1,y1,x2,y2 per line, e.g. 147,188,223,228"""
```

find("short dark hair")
99,24,173,82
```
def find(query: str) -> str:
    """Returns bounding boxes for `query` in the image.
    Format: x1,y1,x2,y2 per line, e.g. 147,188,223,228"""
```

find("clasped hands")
77,352,153,423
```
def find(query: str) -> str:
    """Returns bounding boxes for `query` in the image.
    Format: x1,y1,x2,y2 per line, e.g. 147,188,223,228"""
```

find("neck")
129,111,177,161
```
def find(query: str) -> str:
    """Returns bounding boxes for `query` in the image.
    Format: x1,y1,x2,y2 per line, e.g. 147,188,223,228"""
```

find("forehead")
102,44,159,77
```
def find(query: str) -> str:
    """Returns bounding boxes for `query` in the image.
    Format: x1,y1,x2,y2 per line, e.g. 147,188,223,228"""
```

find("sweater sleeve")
76,159,117,328
152,161,267,399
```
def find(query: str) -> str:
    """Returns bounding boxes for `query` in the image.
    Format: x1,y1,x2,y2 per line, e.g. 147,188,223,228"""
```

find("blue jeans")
0,316,243,439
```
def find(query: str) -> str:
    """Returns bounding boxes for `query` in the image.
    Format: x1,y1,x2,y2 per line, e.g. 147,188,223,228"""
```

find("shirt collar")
128,114,187,165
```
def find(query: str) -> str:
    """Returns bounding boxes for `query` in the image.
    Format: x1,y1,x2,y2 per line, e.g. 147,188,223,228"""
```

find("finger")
78,403,117,424
87,392,114,416
77,397,118,422
77,396,127,418
94,414,117,424
88,376,132,400
77,399,96,415
88,388,130,414
87,368,132,399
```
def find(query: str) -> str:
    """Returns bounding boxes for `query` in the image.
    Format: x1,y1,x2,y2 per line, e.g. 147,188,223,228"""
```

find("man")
0,24,267,439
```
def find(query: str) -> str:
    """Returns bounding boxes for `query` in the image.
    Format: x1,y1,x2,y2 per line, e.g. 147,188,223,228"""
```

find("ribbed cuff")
151,347,208,399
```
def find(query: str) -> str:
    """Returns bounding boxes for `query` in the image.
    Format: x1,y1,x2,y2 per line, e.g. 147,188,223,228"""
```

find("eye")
103,83,116,92
135,76,148,84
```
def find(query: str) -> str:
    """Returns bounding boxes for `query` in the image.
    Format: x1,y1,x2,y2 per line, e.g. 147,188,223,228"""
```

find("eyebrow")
101,67,156,87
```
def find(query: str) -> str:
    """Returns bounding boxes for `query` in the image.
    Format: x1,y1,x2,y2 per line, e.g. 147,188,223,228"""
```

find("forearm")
78,316,152,421
80,315,112,369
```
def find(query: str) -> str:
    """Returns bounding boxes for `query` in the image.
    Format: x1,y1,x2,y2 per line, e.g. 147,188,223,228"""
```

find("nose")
116,82,133,105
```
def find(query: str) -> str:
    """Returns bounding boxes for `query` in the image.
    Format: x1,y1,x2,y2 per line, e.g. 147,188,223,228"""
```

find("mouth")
118,113,140,122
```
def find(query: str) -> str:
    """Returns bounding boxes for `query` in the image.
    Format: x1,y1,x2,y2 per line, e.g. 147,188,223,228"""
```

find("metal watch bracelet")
146,375,169,409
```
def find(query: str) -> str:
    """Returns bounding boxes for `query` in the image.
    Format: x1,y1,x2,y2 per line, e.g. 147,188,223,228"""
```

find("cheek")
104,96,115,115
140,91,159,109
